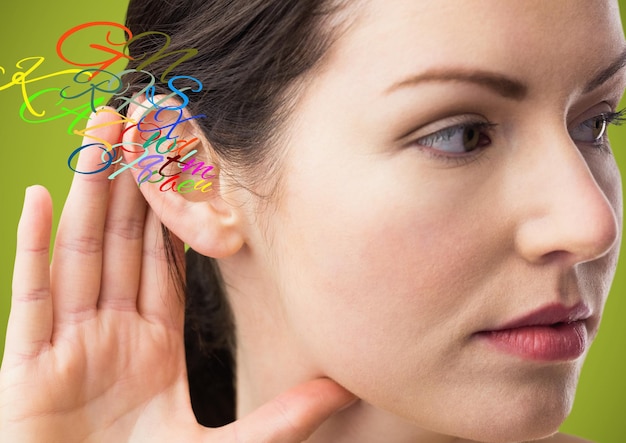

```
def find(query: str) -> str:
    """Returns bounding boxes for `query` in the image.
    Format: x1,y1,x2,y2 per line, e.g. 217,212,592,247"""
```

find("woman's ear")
119,97,245,258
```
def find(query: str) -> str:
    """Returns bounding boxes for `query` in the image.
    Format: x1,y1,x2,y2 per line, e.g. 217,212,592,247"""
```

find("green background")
0,2,625,441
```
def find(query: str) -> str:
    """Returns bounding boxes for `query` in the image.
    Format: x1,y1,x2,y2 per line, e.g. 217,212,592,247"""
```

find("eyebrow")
385,69,528,100
583,47,626,93
386,47,626,100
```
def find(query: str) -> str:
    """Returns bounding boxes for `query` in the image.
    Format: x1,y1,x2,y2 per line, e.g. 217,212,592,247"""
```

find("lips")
477,303,592,362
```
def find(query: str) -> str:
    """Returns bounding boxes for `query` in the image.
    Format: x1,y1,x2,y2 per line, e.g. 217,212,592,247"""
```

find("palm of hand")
0,110,354,443
2,310,194,442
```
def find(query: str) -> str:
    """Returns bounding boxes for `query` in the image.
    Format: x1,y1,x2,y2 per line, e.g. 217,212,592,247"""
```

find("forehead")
321,0,625,97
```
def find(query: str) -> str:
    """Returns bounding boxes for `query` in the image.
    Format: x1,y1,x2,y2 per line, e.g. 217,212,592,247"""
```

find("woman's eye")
415,122,494,154
570,115,608,144
570,109,626,145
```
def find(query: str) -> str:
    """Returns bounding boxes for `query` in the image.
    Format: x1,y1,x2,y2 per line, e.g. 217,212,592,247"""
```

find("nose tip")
514,142,621,267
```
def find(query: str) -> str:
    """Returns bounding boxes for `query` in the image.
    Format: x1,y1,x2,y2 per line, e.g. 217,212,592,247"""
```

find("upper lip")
489,303,592,331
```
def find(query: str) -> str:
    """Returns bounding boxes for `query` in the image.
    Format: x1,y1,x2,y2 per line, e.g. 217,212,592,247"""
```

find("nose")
513,126,621,268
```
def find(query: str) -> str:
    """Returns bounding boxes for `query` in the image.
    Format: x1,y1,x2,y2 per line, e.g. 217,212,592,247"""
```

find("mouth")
476,303,592,362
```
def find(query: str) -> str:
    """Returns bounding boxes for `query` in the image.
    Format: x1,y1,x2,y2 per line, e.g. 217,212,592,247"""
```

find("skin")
0,1,624,443
221,0,626,442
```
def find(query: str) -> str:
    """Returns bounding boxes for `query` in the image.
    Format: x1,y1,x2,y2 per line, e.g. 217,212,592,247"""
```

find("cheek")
270,183,585,439
272,163,509,395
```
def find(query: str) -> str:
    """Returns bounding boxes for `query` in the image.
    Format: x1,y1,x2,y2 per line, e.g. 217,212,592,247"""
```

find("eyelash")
411,107,626,165
584,108,626,153
605,108,626,126
411,120,497,166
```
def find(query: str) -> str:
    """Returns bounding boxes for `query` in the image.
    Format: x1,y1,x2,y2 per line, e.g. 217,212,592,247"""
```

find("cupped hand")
0,109,354,443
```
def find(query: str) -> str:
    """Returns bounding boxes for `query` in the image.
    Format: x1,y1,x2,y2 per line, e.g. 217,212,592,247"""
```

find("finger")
4,186,53,365
51,108,122,323
99,159,148,310
137,207,185,330
220,378,356,443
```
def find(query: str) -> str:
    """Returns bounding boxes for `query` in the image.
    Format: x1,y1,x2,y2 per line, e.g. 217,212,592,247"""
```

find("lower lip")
478,321,588,361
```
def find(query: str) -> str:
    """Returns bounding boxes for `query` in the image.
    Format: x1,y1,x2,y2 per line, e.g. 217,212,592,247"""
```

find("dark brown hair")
117,0,351,427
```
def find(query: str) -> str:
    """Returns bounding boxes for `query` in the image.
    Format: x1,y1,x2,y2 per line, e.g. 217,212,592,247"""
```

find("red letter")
56,22,133,78
159,174,180,192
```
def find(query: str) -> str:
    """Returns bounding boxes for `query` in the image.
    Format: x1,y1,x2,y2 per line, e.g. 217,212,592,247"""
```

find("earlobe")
120,98,245,258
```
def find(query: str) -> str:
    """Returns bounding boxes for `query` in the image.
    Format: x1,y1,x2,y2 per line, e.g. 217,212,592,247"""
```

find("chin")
452,378,577,443
394,363,581,443
466,412,569,443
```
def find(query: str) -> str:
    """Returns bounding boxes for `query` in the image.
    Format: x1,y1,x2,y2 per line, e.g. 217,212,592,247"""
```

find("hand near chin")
0,109,354,443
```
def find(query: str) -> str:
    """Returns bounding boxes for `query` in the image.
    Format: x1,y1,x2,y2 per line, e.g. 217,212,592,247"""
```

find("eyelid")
569,107,625,154
405,115,497,167
569,107,626,135
401,113,492,144
415,121,496,147
568,102,616,127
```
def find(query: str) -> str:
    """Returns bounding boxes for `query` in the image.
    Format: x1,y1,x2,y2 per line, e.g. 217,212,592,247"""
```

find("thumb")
217,378,356,443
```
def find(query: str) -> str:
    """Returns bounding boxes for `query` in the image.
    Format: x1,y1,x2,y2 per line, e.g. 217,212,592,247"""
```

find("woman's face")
228,0,626,441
